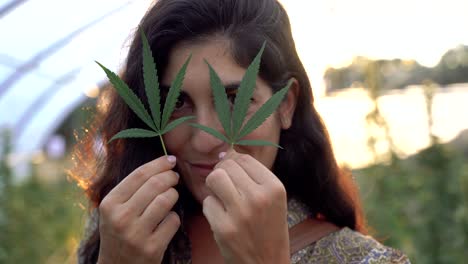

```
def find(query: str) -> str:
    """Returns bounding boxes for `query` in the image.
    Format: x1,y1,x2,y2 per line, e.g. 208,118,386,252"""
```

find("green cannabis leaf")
191,42,292,149
96,30,194,155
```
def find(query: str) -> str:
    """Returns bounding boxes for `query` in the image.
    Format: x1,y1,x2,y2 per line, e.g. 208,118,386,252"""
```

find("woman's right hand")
97,155,181,264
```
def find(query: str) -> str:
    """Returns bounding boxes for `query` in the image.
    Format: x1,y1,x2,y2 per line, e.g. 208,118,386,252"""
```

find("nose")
190,108,228,154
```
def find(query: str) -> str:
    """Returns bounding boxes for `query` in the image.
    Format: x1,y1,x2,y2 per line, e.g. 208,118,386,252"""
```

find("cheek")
243,114,281,141
238,114,281,169
163,124,191,155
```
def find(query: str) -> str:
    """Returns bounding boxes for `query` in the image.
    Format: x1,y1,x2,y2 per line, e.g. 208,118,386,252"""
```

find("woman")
74,0,410,263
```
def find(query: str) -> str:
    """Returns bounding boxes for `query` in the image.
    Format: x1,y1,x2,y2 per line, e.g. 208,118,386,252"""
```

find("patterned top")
290,227,411,264
168,198,411,264
79,198,411,264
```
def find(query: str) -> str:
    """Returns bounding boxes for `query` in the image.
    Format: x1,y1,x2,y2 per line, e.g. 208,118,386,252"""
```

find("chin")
181,180,211,204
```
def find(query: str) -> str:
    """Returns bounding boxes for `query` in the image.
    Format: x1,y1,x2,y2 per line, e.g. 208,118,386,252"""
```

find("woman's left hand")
202,150,290,264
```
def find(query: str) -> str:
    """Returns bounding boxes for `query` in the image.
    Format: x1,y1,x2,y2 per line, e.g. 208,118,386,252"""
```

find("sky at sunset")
279,0,468,97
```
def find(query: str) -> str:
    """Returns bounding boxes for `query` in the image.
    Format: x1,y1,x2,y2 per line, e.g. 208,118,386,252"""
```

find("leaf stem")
159,134,168,156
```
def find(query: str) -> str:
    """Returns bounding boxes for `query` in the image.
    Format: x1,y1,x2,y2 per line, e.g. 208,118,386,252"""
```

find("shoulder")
77,209,99,264
292,227,411,264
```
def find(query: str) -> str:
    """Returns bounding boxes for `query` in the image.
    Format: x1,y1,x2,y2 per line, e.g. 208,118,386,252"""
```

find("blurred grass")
0,136,87,264
0,176,86,264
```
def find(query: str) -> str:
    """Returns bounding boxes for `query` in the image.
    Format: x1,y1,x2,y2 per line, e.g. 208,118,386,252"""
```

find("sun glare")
279,0,468,168
280,0,468,97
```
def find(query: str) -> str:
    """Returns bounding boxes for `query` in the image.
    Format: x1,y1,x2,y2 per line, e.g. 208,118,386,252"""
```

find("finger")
232,153,274,185
216,158,257,196
140,188,179,230
150,211,181,253
126,170,179,216
218,148,236,161
108,155,177,203
202,195,228,232
219,150,271,185
205,168,239,210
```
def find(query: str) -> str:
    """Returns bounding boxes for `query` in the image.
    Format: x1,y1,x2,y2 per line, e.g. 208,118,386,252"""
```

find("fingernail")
218,152,226,160
167,155,176,163
175,172,180,178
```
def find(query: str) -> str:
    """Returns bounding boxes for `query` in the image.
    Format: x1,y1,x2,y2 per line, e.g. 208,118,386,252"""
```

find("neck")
186,212,210,234
186,213,225,264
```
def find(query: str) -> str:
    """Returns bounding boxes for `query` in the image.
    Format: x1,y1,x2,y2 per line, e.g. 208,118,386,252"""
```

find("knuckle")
157,188,179,209
238,207,253,224
112,218,127,233
206,169,226,187
219,223,237,241
133,166,148,178
221,159,236,169
205,172,218,187
155,193,172,210
125,235,141,251
171,170,180,182
236,153,252,165
168,212,181,227
202,195,213,208
142,244,159,258
252,192,270,209
167,171,179,186
112,207,132,232
120,227,144,250
169,188,180,201
148,176,164,191
98,197,113,215
271,181,287,199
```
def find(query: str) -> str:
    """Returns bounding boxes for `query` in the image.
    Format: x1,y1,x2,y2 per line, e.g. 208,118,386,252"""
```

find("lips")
189,162,217,178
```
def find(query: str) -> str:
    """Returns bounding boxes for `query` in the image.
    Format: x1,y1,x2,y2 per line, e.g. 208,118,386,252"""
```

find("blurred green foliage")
354,64,468,263
355,143,468,263
0,130,86,264
325,45,468,92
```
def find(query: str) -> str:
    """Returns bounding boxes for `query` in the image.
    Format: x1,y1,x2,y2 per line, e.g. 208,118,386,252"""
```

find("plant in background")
97,31,291,154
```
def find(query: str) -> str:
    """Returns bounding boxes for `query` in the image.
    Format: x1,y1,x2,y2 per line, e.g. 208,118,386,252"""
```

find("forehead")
161,38,247,87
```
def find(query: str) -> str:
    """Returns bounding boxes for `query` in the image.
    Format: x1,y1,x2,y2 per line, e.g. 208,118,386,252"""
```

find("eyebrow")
159,84,189,100
160,84,170,93
159,82,244,94
224,82,241,92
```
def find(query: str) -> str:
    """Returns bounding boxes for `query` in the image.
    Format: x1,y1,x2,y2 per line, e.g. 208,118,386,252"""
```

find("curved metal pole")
0,0,133,98
0,0,28,18
14,68,81,135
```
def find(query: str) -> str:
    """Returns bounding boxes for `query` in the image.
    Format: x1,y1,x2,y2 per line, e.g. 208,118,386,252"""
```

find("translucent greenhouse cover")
0,0,153,164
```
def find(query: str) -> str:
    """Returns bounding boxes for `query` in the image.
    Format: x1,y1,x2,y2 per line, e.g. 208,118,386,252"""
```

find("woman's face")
161,38,296,204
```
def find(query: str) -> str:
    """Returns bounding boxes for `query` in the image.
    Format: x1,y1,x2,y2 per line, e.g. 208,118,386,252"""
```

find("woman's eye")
175,97,185,109
226,93,255,107
173,93,189,109
172,93,193,117
227,93,236,104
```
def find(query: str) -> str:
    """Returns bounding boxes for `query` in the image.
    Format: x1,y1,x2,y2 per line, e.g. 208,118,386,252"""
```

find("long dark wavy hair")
72,0,367,262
